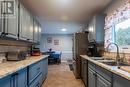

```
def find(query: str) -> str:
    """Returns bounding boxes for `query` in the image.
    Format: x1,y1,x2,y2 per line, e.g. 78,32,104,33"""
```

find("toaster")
6,51,27,61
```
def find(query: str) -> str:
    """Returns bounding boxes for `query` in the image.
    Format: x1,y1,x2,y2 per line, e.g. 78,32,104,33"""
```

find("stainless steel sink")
101,61,130,66
90,57,105,60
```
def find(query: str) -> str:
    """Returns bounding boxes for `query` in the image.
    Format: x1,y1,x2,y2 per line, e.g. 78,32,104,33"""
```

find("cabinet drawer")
96,65,112,82
97,74,111,87
88,61,96,71
28,61,42,84
29,74,42,87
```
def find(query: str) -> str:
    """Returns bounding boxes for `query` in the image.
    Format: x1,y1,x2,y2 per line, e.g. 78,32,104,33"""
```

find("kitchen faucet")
106,43,120,68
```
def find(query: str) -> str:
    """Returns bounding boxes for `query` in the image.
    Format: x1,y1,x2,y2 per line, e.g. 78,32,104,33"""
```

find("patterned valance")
104,0,130,48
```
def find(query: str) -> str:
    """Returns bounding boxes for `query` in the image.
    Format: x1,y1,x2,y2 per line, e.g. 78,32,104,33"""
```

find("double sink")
91,57,130,66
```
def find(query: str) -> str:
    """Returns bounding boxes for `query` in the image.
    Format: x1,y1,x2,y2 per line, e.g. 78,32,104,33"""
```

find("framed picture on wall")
47,37,52,43
54,39,59,45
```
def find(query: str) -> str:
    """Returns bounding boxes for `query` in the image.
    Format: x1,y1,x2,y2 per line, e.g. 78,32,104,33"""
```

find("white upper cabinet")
0,0,18,38
27,15,34,42
33,20,41,43
19,4,28,40
19,3,34,42
5,0,19,38
38,25,41,43
0,0,41,43
33,20,38,43
25,11,33,42
0,3,4,34
88,14,106,44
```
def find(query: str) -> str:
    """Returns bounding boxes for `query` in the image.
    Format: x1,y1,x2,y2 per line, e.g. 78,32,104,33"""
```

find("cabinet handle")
27,39,30,41
0,32,8,37
92,73,95,76
0,32,5,37
4,33,8,36
92,73,97,77
37,67,40,70
37,67,41,73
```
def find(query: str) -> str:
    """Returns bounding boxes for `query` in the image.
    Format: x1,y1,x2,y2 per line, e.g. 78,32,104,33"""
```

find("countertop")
80,55,130,80
0,55,49,79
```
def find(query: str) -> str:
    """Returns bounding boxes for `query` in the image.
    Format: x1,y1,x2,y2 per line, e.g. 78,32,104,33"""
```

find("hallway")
42,62,85,87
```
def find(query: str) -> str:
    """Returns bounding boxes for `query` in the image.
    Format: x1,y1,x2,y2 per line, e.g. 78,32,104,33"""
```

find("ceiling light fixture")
59,0,70,4
61,15,68,21
61,28,67,31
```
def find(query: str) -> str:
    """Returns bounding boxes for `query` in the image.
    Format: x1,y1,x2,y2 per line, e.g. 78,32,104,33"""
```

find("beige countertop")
0,55,49,79
80,55,130,80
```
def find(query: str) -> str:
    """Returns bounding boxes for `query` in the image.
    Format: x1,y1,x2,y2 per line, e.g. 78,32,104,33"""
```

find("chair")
48,51,62,64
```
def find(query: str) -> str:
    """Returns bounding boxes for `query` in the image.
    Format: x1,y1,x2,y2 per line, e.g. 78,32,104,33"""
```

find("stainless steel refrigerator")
72,32,89,79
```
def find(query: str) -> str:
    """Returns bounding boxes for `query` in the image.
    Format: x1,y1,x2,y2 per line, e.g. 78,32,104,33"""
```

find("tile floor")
42,61,85,87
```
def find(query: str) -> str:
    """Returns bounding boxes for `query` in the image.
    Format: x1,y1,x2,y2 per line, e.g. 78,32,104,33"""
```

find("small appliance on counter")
31,48,41,56
88,40,100,57
6,51,27,61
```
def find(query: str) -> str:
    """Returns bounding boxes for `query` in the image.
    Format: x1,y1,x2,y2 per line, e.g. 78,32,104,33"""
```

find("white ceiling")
22,0,112,34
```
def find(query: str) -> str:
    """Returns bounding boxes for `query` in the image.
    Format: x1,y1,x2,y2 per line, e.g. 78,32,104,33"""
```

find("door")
81,59,87,86
37,25,41,43
83,60,87,86
97,74,111,87
73,60,77,78
17,68,27,87
0,0,4,35
19,4,28,40
113,74,130,87
41,57,48,81
81,59,84,79
28,15,34,42
33,20,38,43
5,0,19,38
0,75,12,87
26,12,33,42
0,0,9,36
88,68,96,87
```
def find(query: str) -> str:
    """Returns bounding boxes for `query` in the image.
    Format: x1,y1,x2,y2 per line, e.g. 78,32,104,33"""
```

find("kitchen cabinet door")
37,25,41,43
97,74,111,87
42,57,48,81
33,21,38,43
17,68,27,87
19,4,28,40
0,75,12,87
0,68,27,87
0,3,4,35
81,59,84,79
88,68,96,87
5,0,19,39
81,59,87,86
26,12,33,42
19,4,34,42
88,14,106,44
113,74,130,87
28,16,34,42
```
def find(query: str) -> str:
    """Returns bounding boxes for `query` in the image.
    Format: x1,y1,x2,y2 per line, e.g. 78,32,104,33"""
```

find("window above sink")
104,1,130,53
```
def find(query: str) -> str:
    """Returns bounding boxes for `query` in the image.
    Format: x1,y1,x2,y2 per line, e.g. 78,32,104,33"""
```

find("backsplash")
0,39,29,59
0,45,28,53
103,52,130,64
